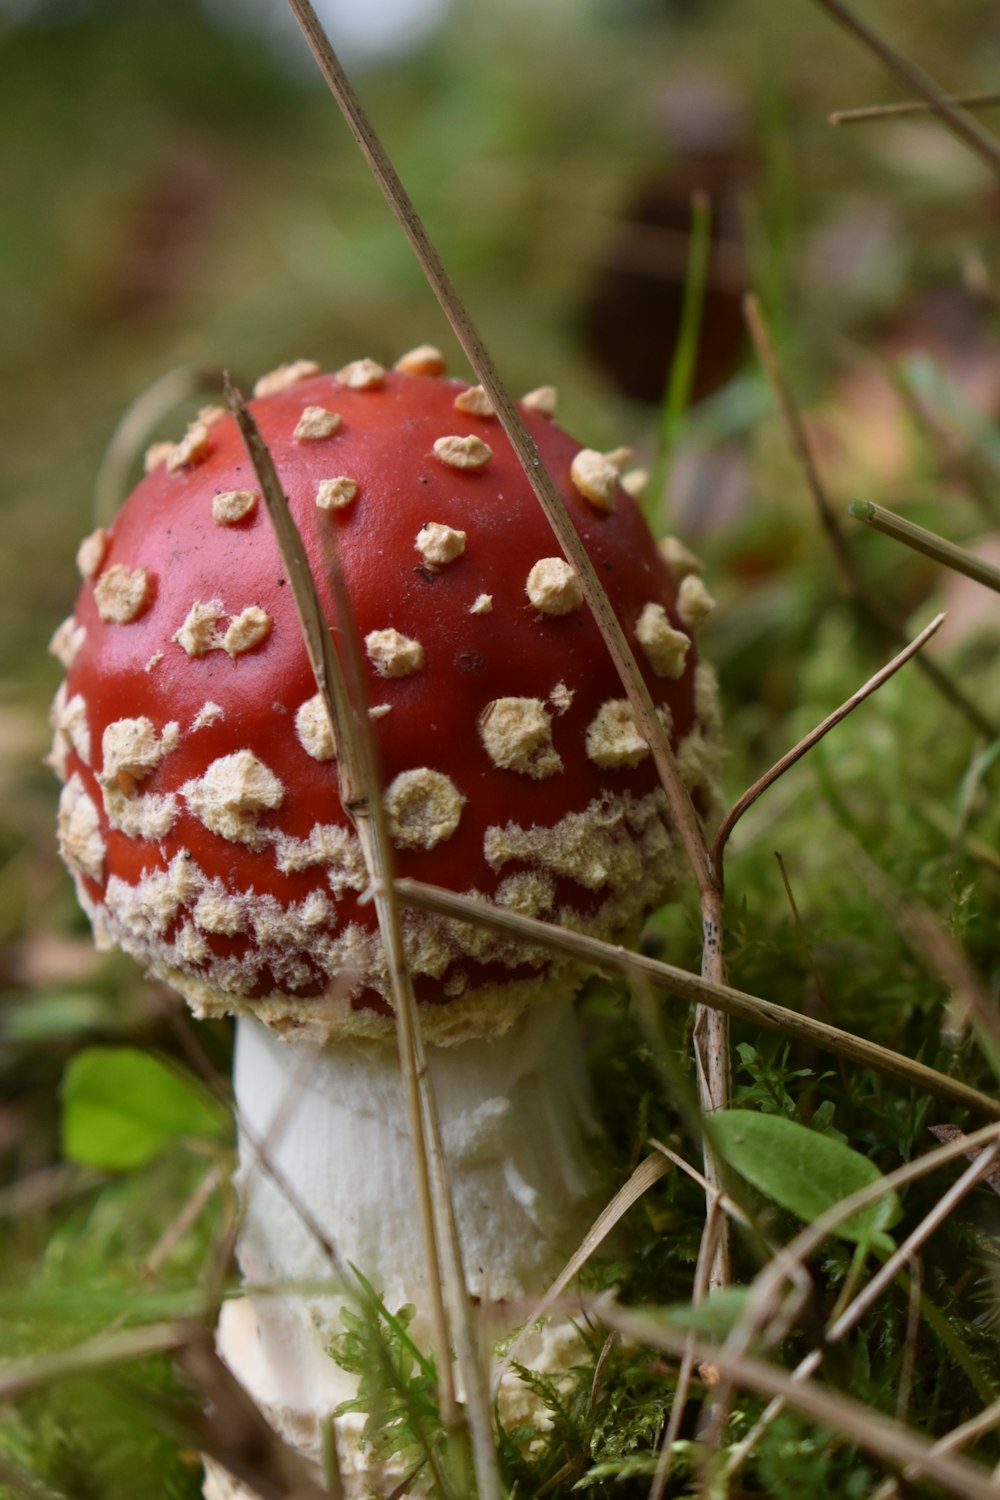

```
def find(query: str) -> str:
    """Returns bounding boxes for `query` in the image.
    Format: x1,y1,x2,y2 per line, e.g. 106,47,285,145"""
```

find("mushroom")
49,353,722,1491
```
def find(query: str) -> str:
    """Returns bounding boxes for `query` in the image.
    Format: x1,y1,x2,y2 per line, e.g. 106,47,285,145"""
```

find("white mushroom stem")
214,997,603,1488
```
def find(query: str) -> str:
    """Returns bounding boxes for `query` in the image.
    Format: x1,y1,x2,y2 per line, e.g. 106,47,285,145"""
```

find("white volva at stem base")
212,997,603,1490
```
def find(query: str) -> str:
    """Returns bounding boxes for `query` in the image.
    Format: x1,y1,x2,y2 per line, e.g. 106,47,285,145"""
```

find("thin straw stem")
224,381,462,1435
849,501,1000,593
395,878,1000,1122
814,0,1000,177
831,89,1000,125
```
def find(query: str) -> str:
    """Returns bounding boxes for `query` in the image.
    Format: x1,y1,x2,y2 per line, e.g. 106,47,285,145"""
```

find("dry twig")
814,0,1000,177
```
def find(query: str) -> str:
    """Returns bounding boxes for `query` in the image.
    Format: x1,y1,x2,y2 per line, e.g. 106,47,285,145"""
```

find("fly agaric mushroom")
50,353,721,1489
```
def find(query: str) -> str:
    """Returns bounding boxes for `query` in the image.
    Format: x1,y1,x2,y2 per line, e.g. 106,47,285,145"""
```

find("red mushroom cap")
50,357,721,1043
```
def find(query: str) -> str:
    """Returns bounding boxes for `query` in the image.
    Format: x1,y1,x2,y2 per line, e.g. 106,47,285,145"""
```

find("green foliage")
61,1047,230,1171
331,1270,445,1483
712,1110,901,1249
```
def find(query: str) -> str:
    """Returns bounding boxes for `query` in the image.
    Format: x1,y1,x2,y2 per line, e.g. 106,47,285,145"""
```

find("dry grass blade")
225,381,504,1487
931,1395,1000,1458
831,89,1000,125
396,877,1000,1121
832,1144,1000,1342
0,1322,190,1403
320,508,500,1474
143,1163,225,1280
744,292,997,739
814,0,1000,176
725,1122,1000,1388
497,1153,669,1381
712,613,944,865
599,1300,999,1500
850,501,1000,593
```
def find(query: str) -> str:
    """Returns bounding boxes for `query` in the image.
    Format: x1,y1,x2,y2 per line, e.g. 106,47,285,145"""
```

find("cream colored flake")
55,690,92,765
100,716,170,785
469,593,493,615
57,775,105,882
694,661,722,738
105,854,199,943
521,385,557,416
365,627,424,678
94,565,150,624
76,528,109,581
394,344,445,376
336,357,385,390
194,885,246,936
175,921,210,966
369,703,392,720
198,404,226,428
659,535,704,581
191,701,224,731
676,725,723,816
525,557,582,615
496,870,555,916
621,468,649,499
479,697,562,779
272,823,366,893
432,434,492,471
49,615,86,668
253,359,321,398
212,489,258,525
454,385,495,418
222,606,271,658
144,441,174,473
315,475,359,511
550,680,574,714
295,692,337,762
45,726,69,783
570,449,618,512
145,652,164,673
102,784,179,840
484,787,668,894
174,599,224,657
294,406,342,442
385,768,464,850
604,446,632,474
166,421,211,473
659,540,707,585
298,888,331,928
635,602,690,680
182,750,284,848
677,574,716,629
416,522,466,567
586,699,649,769
251,892,334,950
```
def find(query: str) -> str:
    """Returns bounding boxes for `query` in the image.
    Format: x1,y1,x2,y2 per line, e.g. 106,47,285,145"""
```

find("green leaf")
711,1110,900,1248
660,1286,751,1340
61,1047,229,1170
